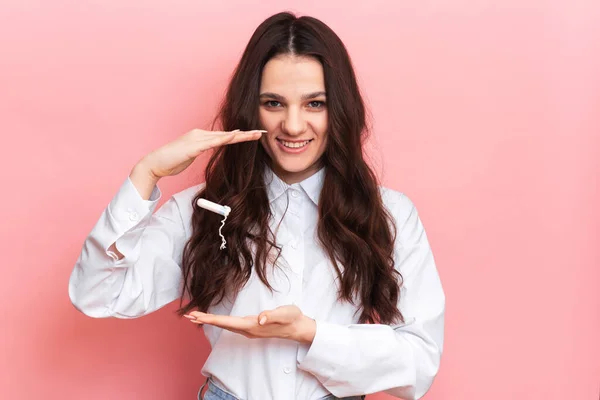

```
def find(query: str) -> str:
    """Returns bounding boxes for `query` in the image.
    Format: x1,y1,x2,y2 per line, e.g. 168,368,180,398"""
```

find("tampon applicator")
196,198,231,250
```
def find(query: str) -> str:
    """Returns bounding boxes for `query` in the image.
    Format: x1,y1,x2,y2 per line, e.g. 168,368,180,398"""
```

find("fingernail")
232,129,240,132
259,316,267,325
183,314,196,320
254,130,267,133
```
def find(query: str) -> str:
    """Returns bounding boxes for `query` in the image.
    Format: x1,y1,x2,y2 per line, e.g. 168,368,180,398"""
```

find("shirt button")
283,367,292,374
129,211,139,221
290,241,298,249
290,190,299,198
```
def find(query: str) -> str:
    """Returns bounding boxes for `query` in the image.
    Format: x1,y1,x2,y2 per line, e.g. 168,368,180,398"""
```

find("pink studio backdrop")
1,1,598,399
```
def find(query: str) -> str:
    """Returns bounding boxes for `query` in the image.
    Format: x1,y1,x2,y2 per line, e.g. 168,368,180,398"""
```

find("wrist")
134,157,160,180
296,315,317,344
130,160,160,200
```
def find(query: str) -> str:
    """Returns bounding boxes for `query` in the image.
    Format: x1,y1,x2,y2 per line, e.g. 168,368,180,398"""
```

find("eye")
263,100,282,108
307,101,325,109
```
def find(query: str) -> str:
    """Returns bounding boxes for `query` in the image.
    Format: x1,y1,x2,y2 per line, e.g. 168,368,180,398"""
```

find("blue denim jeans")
198,378,366,400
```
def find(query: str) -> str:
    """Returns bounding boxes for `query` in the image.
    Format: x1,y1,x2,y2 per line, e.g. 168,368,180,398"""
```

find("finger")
186,315,248,335
190,312,255,331
201,133,239,148
210,130,238,135
227,131,265,145
227,328,253,338
203,131,263,148
212,129,265,135
258,305,295,325
235,129,266,134
258,311,277,325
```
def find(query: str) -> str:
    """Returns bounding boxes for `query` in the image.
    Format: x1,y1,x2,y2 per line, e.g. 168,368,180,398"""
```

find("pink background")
1,0,598,399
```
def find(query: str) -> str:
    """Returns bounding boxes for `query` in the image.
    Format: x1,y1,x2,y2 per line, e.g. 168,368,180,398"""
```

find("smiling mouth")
277,139,314,148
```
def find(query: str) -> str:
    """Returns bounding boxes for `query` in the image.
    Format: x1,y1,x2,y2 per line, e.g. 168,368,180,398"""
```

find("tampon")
197,198,231,250
197,198,231,217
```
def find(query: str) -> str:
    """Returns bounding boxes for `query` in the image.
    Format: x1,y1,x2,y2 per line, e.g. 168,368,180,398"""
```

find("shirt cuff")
107,176,161,232
297,320,353,382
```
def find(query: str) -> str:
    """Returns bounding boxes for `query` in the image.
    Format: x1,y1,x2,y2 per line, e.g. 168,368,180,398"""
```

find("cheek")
259,134,272,154
315,115,328,156
317,135,328,157
259,132,278,161
314,113,328,144
315,111,328,136
259,109,279,130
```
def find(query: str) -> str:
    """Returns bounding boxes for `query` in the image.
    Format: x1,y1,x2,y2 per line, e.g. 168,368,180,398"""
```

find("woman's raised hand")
130,128,265,199
144,128,265,179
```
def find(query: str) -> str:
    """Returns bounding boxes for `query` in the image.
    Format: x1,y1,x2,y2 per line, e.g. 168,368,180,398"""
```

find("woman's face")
258,54,328,184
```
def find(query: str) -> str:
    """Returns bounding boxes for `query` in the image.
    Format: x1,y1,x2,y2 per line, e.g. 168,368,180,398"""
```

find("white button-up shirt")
68,167,445,400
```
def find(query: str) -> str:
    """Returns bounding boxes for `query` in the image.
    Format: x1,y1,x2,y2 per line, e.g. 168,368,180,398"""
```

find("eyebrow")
259,91,327,101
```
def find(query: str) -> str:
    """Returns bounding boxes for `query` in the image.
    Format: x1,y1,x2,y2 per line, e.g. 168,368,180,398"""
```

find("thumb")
258,306,294,325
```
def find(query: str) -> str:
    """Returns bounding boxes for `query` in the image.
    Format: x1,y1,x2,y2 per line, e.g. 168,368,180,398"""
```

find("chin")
275,159,317,174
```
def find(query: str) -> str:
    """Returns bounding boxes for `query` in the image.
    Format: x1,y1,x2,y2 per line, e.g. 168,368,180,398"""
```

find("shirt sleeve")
68,176,190,319
297,193,445,399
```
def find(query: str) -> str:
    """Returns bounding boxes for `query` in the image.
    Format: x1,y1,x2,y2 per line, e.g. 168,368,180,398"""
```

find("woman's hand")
184,305,317,344
143,128,265,179
130,128,265,199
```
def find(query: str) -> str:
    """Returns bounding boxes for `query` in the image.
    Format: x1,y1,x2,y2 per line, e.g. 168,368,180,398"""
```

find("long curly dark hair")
177,12,403,324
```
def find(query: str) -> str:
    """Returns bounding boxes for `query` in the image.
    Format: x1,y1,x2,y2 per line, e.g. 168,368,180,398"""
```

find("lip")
276,138,313,154
276,138,313,142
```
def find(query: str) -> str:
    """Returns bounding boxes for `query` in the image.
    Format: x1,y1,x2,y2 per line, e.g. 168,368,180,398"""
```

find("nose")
281,107,306,137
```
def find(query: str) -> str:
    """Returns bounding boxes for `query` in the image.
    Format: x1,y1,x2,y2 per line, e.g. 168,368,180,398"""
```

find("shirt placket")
286,186,305,305
281,186,305,393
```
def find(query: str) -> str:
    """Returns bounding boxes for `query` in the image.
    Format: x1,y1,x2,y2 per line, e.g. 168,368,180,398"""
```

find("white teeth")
280,140,310,148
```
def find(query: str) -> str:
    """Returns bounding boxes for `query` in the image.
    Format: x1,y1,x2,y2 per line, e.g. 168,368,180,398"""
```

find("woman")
68,11,445,400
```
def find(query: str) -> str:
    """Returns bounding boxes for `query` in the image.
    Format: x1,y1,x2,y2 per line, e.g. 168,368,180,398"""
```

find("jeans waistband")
198,377,366,400
198,378,238,400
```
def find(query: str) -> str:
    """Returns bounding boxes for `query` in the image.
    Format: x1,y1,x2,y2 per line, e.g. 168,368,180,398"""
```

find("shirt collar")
264,166,325,206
